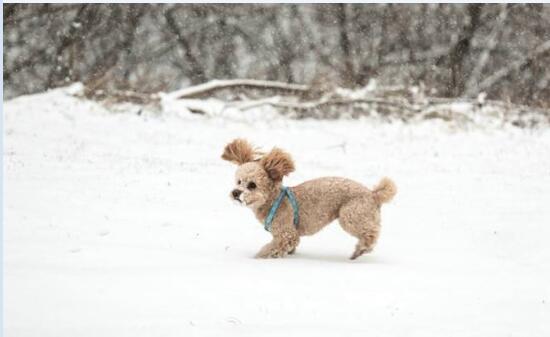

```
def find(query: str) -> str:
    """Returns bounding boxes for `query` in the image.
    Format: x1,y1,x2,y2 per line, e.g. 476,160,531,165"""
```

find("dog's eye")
237,180,241,185
247,182,257,190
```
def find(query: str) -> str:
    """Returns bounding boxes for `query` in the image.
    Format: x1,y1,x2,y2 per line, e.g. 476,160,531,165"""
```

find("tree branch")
463,4,509,97
476,40,550,92
166,79,310,99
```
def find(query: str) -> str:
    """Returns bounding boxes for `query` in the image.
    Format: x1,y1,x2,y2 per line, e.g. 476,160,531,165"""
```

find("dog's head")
221,138,295,209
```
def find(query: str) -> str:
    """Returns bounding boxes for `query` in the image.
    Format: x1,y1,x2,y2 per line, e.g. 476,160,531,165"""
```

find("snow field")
4,87,550,337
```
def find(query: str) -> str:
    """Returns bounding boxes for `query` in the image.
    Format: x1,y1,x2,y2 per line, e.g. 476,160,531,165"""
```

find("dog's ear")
260,148,295,181
221,139,259,165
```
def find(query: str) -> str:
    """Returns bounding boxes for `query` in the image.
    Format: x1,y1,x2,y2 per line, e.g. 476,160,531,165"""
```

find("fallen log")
166,79,310,99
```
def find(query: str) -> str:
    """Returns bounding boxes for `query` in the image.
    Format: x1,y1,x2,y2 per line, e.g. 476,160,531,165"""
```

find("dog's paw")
255,249,285,259
350,247,373,260
254,247,272,259
254,251,269,259
270,250,286,258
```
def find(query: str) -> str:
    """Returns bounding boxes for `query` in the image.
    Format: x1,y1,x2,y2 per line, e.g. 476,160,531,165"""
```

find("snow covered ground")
4,87,550,337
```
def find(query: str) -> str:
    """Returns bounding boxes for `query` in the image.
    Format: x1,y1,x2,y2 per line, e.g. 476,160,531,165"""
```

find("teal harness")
264,186,299,232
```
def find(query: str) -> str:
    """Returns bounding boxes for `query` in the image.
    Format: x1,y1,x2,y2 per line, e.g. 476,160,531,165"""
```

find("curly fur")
222,138,397,260
372,177,397,204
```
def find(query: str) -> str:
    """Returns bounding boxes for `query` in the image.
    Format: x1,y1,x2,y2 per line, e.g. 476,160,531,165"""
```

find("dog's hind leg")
338,196,381,260
349,233,378,260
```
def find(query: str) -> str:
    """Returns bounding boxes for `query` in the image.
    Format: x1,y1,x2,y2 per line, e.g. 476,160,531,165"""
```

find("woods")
4,4,550,109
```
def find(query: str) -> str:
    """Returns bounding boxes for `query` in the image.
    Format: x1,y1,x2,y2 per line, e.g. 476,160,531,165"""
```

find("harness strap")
264,186,299,232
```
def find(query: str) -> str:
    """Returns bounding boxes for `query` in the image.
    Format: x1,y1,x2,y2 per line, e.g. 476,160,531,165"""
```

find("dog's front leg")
255,231,299,259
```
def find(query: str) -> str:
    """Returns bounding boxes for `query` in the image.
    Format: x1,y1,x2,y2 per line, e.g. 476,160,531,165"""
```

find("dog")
222,138,396,259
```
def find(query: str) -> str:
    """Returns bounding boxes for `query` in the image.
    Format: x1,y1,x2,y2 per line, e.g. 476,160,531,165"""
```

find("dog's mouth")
232,193,247,206
244,198,263,209
237,197,259,208
231,192,261,208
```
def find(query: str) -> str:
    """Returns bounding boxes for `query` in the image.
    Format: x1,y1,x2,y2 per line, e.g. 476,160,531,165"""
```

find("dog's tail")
372,177,397,204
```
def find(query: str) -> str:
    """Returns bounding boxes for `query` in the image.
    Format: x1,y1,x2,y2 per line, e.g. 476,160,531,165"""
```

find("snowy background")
3,3,550,337
4,85,550,337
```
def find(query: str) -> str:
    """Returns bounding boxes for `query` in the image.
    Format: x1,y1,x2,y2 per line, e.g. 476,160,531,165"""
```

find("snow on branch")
166,79,310,99
86,89,160,104
234,97,419,113
79,77,549,127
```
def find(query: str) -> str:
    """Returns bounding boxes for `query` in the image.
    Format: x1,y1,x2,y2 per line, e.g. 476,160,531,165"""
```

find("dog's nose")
232,189,242,200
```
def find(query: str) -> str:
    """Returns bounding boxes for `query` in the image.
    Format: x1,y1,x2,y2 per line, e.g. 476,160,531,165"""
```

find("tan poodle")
222,139,396,259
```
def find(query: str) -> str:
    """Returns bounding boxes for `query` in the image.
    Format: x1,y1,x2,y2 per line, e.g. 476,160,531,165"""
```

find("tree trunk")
439,4,483,96
165,8,207,84
335,4,355,86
